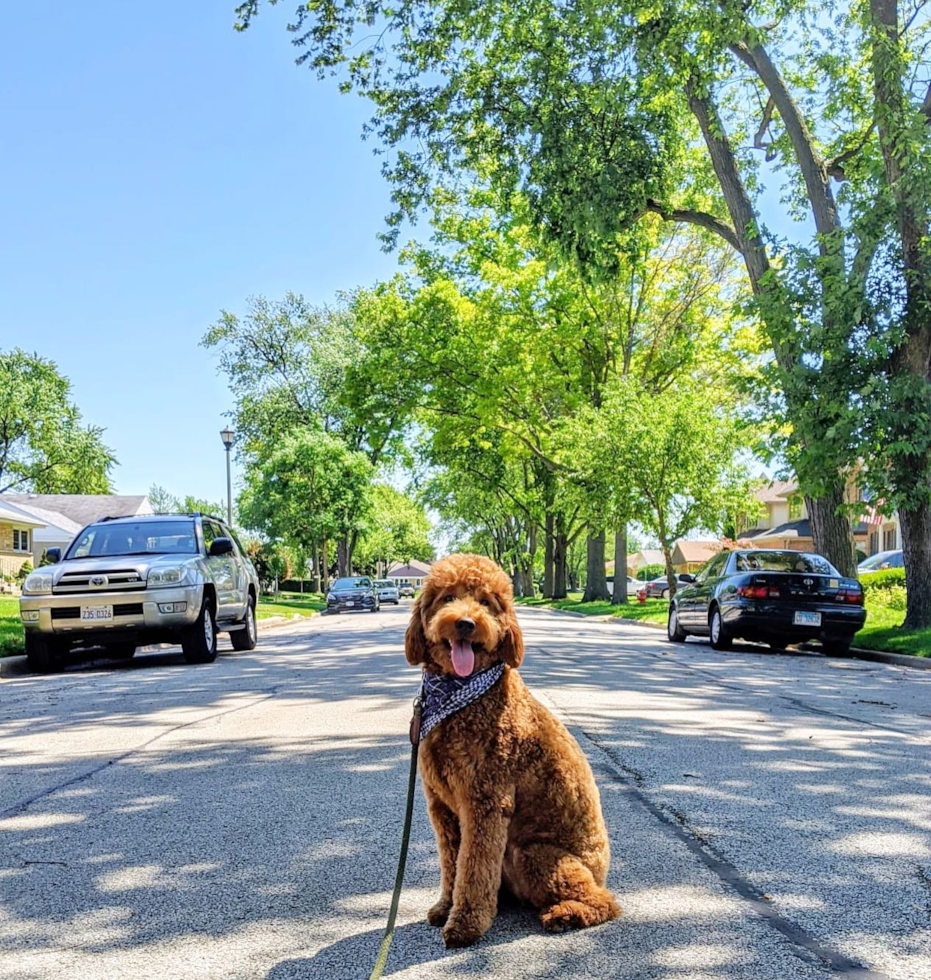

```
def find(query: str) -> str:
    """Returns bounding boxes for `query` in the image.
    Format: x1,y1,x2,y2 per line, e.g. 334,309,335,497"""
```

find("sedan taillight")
835,588,864,605
737,584,781,599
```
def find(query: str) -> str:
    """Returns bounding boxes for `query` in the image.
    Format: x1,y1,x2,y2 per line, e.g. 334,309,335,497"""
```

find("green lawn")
517,591,931,657
256,591,326,620
0,596,24,657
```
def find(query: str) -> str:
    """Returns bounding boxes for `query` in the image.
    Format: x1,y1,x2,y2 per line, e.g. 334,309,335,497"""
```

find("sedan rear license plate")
793,610,822,627
81,605,114,622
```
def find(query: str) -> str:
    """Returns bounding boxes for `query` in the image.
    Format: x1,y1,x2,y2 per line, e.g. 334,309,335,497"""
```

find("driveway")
1,605,929,980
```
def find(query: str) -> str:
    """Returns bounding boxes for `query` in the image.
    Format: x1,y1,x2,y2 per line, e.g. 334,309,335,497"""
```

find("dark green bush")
860,567,906,593
638,563,665,581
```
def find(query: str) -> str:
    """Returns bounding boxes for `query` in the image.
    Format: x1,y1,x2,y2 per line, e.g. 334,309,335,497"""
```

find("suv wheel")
231,595,258,651
25,633,66,674
182,597,219,664
709,607,733,651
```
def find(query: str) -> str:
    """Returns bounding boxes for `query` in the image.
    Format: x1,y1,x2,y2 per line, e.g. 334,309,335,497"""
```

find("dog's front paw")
427,897,452,927
442,909,491,948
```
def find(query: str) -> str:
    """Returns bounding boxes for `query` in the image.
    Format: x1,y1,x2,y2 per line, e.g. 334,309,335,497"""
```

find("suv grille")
53,570,146,594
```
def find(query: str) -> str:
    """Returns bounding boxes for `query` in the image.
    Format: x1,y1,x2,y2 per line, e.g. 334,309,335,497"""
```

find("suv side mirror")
209,537,234,557
45,547,62,564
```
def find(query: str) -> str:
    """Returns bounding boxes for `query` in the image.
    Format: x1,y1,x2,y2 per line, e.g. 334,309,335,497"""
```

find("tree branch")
642,199,742,253
826,124,876,180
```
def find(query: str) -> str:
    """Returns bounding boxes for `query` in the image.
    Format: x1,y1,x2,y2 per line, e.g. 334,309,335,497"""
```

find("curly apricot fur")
407,553,619,948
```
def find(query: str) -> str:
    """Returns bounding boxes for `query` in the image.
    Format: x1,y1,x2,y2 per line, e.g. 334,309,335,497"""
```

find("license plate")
794,610,822,627
81,605,114,622
346,601,355,607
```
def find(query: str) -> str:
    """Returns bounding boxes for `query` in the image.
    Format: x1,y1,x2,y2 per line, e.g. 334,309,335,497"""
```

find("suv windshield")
332,577,372,590
735,551,838,575
859,551,902,570
67,521,198,559
375,580,393,588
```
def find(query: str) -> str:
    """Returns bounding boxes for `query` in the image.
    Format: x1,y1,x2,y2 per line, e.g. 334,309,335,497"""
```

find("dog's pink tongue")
450,639,475,677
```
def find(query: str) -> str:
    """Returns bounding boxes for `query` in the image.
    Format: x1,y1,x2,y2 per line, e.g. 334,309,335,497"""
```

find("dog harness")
420,662,505,740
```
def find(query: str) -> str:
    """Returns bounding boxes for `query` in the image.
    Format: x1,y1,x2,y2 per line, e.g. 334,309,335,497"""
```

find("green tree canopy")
0,349,115,494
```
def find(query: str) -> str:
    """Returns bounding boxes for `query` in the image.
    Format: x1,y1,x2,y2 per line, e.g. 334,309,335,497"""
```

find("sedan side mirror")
678,573,696,584
209,537,234,557
44,547,62,564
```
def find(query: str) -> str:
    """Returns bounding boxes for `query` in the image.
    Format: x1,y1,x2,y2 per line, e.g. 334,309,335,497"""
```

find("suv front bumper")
20,584,203,635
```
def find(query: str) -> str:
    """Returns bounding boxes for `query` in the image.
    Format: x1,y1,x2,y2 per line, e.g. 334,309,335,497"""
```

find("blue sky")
1,1,400,502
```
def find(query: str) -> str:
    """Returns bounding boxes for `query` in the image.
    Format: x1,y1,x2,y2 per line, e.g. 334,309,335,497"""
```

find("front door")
203,520,241,620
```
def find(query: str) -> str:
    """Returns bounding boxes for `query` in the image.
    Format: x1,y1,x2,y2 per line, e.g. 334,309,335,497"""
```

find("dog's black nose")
455,617,476,636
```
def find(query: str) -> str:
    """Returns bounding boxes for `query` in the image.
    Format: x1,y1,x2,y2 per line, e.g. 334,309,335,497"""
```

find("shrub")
868,584,908,611
638,563,665,581
15,561,33,584
860,567,906,593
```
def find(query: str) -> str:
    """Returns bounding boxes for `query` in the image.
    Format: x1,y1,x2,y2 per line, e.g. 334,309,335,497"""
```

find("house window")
869,531,880,556
884,526,897,551
788,495,804,521
12,529,29,553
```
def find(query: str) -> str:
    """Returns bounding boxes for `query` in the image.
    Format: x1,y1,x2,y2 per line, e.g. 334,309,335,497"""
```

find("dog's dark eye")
443,595,456,603
479,598,492,607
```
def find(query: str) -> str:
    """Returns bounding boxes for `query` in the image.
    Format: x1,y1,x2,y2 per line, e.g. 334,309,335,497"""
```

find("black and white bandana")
420,662,505,740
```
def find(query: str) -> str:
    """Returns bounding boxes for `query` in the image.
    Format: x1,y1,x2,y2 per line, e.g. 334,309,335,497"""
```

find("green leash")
367,691,424,980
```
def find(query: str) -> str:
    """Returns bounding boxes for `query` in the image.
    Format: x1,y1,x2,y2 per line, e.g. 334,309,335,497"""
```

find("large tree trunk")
553,514,568,600
582,530,610,602
321,537,329,592
519,523,537,598
543,512,555,598
337,538,350,577
900,503,931,628
612,525,628,606
311,542,321,594
806,486,857,577
662,543,677,600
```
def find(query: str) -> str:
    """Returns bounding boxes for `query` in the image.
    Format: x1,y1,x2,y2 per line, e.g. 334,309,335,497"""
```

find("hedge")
860,567,906,593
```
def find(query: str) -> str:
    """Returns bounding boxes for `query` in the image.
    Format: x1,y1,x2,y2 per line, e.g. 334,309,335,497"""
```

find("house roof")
672,540,721,563
631,549,665,566
0,503,45,529
387,563,432,579
745,519,811,541
0,501,83,535
754,479,799,504
1,494,152,527
388,558,432,575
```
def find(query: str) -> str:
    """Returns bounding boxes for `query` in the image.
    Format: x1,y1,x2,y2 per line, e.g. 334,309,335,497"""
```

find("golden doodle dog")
406,553,619,948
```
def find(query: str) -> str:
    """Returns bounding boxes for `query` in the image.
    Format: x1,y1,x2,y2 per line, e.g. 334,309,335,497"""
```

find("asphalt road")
1,604,930,980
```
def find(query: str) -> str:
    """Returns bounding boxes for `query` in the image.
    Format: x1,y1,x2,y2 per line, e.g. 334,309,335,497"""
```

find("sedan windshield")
375,580,394,588
67,521,198,559
859,551,902,570
735,551,838,575
332,577,372,590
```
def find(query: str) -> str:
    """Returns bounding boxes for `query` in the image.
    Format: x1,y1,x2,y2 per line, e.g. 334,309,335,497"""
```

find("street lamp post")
220,427,235,525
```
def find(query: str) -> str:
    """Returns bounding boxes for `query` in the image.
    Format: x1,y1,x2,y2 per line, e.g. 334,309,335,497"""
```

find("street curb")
520,603,931,671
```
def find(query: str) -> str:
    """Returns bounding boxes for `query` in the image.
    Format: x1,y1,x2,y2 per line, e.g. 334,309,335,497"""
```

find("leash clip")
409,692,424,746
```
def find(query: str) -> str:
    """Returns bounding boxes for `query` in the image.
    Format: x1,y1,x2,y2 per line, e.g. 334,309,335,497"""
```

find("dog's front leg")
426,794,460,926
442,796,512,948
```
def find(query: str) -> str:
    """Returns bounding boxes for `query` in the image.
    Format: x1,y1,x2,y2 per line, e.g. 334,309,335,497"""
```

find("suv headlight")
148,566,193,588
22,571,54,595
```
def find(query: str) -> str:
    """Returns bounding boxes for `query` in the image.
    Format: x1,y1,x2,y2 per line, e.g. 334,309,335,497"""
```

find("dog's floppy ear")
499,610,525,668
405,595,429,665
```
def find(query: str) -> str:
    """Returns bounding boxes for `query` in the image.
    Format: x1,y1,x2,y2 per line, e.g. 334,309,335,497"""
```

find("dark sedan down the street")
668,548,866,654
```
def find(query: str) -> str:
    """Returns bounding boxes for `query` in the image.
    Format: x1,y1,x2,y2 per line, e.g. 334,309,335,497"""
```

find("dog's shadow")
266,903,541,979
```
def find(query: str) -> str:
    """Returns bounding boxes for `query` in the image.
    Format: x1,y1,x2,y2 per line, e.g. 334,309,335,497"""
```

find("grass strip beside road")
256,591,326,620
0,596,24,657
516,593,669,625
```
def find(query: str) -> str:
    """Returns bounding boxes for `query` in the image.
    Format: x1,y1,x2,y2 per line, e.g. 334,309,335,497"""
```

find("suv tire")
231,595,258,652
182,596,219,664
26,633,66,674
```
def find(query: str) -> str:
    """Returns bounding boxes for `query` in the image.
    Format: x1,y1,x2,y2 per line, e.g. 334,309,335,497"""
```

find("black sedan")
667,549,866,655
326,576,380,613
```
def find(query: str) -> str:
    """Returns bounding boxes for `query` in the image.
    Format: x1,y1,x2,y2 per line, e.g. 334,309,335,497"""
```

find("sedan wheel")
709,607,733,651
668,606,687,643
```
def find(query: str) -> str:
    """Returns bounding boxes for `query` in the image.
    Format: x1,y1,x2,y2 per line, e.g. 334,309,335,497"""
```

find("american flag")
860,499,885,526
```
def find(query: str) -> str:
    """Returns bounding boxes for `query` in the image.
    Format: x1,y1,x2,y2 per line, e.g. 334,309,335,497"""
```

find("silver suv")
20,514,260,673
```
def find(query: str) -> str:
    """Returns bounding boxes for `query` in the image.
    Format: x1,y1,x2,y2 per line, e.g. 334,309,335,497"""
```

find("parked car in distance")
326,576,380,613
644,574,693,599
667,548,866,655
858,550,903,572
374,579,400,604
19,513,260,673
397,582,416,598
606,575,644,598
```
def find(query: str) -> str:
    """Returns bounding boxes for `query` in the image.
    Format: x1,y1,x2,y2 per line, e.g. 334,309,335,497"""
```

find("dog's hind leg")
508,844,620,933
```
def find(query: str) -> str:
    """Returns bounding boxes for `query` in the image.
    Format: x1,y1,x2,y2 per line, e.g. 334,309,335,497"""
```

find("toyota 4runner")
20,513,260,673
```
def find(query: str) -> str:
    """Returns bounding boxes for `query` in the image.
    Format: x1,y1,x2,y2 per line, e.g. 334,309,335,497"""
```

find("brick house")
0,503,45,579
